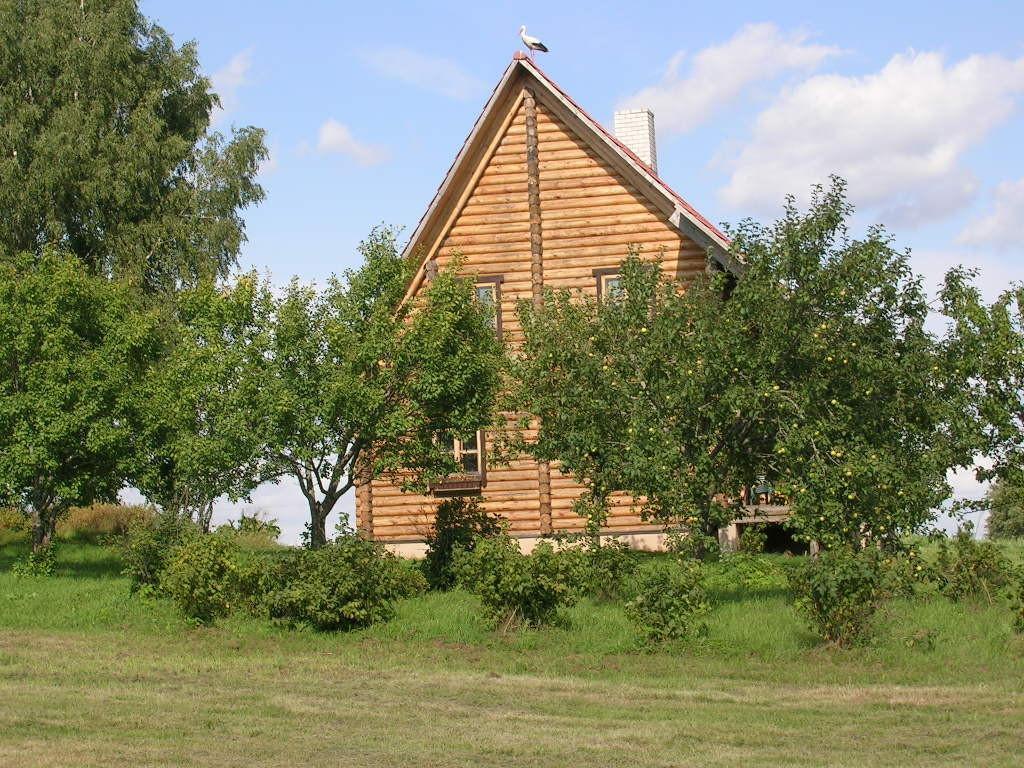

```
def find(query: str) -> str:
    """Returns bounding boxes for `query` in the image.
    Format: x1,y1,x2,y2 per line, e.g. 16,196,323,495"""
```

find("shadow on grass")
0,540,125,579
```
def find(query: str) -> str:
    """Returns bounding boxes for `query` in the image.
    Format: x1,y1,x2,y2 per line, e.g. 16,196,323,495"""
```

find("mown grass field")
0,540,1022,767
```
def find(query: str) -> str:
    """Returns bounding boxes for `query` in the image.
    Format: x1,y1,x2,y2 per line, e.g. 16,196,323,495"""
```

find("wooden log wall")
363,86,709,542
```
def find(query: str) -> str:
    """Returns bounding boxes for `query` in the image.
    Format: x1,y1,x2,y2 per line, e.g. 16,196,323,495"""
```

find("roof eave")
514,57,740,277
400,59,522,263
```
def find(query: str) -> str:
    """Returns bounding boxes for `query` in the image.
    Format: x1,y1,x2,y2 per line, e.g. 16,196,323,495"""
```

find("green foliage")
390,558,430,599
1011,572,1024,634
0,252,161,551
580,538,638,602
939,275,1023,488
0,0,266,291
133,277,276,530
266,535,408,631
708,552,790,593
423,497,501,590
553,536,640,603
11,543,57,577
217,512,282,546
930,526,1010,604
900,627,939,652
260,229,505,546
454,535,576,630
878,545,929,599
160,534,240,623
232,549,299,617
666,526,722,562
790,548,885,647
513,179,977,549
120,510,196,592
985,480,1024,539
625,559,709,643
738,525,767,554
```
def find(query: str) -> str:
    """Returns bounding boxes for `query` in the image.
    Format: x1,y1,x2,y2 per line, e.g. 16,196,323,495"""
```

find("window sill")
430,474,485,496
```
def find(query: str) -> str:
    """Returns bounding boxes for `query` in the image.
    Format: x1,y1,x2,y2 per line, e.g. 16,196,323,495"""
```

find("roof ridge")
400,54,737,302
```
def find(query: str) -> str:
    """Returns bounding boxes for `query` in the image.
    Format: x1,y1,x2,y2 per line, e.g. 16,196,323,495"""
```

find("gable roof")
402,54,740,294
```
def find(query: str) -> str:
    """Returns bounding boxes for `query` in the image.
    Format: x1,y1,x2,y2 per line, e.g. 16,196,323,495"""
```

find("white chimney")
613,108,657,174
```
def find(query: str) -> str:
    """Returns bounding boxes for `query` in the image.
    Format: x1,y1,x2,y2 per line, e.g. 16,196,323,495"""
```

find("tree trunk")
196,500,215,533
30,505,57,553
308,499,329,549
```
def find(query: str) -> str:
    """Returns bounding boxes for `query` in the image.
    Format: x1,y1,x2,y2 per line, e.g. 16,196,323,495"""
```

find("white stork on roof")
519,26,549,60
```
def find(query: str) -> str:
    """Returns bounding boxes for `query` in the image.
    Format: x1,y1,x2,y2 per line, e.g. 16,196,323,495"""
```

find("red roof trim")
520,57,731,246
401,53,734,282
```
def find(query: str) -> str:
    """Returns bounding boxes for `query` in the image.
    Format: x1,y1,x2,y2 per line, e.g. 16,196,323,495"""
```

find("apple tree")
513,179,976,551
0,252,160,551
262,228,505,547
131,276,277,530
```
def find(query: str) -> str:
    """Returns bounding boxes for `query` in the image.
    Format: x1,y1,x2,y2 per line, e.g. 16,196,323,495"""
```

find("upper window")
474,277,502,336
594,269,623,302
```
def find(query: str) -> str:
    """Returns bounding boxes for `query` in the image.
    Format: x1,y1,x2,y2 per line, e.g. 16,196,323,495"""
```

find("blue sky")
138,1,1024,542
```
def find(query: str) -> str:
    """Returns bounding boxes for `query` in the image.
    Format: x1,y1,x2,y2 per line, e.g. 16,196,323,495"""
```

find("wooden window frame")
474,275,504,338
593,268,622,301
430,430,487,496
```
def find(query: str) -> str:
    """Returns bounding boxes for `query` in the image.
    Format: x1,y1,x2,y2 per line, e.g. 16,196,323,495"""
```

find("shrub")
930,526,1010,603
790,547,885,647
57,504,154,542
625,559,709,642
879,544,929,599
217,512,282,546
160,534,241,622
233,549,300,616
1012,573,1024,635
267,535,407,631
454,535,576,631
391,557,429,598
584,538,638,601
423,497,501,590
0,508,30,533
554,536,639,602
0,508,30,546
11,543,57,577
665,526,721,562
120,510,196,592
738,524,767,554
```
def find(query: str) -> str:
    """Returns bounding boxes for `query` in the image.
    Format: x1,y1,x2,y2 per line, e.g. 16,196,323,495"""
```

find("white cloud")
619,23,840,134
361,46,483,101
210,50,253,126
958,177,1024,250
316,119,389,166
720,51,1024,225
910,248,1020,306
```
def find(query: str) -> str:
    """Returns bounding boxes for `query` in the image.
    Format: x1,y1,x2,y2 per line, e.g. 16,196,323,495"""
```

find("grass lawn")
0,540,1022,767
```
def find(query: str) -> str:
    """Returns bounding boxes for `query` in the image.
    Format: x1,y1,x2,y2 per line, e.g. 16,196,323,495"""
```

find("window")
593,268,623,301
454,431,481,473
474,277,503,336
432,431,485,495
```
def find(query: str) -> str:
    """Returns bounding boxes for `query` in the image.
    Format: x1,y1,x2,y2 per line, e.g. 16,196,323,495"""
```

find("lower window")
431,431,485,495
